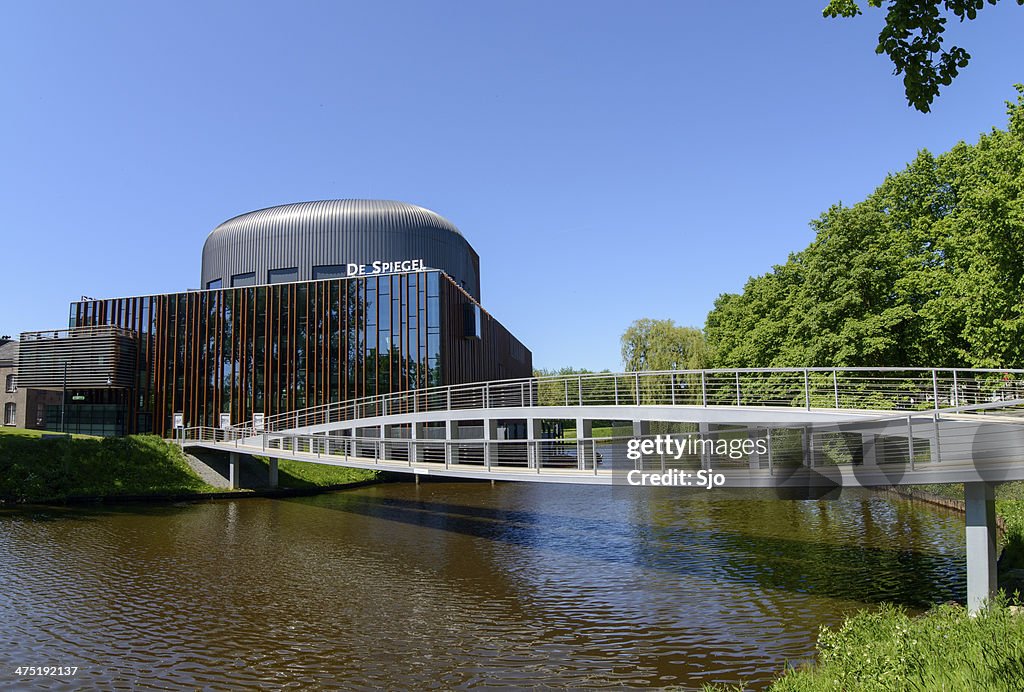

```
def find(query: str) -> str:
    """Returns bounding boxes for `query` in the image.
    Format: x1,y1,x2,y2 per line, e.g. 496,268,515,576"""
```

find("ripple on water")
0,486,966,689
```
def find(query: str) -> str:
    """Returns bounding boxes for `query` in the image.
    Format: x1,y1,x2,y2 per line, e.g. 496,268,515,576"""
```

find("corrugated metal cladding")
201,199,482,301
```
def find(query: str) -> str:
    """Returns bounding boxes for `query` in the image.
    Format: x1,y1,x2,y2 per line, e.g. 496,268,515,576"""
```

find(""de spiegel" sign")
346,259,426,277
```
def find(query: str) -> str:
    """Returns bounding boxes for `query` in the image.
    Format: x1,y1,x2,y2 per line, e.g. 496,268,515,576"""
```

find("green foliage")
533,366,607,377
823,0,1022,112
620,318,708,371
252,456,378,489
0,434,217,502
706,87,1024,369
772,598,1024,690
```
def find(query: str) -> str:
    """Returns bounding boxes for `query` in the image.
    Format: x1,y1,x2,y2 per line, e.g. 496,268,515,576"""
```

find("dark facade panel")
201,200,483,301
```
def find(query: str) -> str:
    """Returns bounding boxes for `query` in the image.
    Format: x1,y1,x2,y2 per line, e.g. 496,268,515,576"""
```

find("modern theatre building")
18,200,532,436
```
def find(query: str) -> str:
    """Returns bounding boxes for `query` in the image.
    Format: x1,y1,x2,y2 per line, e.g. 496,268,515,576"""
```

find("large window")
206,278,222,290
313,264,348,280
463,304,481,339
231,272,256,287
3,402,15,426
4,374,15,393
269,267,298,284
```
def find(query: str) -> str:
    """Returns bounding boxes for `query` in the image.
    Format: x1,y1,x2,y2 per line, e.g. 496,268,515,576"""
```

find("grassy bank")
252,455,380,489
753,599,1024,691
0,428,383,503
0,429,219,502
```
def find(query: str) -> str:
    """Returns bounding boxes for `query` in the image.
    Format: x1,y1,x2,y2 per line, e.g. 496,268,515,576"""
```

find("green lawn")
252,456,379,489
0,426,99,440
0,433,220,502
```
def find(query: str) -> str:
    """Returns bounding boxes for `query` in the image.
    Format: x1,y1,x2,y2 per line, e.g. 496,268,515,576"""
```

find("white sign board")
173,413,184,430
220,413,232,430
253,413,265,433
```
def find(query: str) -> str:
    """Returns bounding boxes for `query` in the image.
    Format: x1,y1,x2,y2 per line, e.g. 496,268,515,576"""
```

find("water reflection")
0,483,965,689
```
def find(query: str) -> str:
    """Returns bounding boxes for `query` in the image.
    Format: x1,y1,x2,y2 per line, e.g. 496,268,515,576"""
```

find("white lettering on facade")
346,258,425,277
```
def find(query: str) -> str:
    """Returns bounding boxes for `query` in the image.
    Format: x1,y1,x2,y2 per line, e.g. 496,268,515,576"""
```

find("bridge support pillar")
527,418,542,469
861,434,877,465
748,427,762,470
484,419,498,469
446,420,460,466
268,457,278,488
699,422,711,470
410,423,422,464
228,452,241,490
576,418,593,470
965,481,997,613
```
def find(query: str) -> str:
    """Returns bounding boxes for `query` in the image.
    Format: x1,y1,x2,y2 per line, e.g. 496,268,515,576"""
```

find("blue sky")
2,1,1022,371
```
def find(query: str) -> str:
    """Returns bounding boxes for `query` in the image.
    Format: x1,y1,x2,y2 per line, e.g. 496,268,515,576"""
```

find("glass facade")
70,270,531,437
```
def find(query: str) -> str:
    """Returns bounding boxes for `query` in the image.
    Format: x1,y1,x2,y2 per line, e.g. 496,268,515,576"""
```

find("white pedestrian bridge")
181,366,1024,610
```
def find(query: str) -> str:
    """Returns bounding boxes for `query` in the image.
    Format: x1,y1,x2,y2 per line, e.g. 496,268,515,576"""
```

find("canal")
1,482,966,689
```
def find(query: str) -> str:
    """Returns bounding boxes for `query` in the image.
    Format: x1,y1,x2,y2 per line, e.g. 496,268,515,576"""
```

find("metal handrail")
246,366,1024,434
178,395,1024,479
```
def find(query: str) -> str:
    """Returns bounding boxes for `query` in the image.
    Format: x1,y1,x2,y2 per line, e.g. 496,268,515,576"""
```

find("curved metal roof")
205,199,463,249
199,199,481,299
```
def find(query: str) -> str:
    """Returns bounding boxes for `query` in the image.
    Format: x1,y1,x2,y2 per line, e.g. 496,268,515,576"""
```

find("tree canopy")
824,0,1023,112
620,319,708,371
705,87,1024,369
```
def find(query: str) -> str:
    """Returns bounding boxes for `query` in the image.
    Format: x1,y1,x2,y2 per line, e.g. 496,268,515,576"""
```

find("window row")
207,265,363,291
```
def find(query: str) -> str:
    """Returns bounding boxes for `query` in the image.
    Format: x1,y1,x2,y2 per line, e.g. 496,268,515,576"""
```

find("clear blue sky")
2,1,1022,371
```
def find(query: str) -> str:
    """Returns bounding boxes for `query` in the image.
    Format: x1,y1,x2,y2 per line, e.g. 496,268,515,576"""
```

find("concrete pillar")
633,420,651,471
698,422,711,470
268,457,278,488
228,452,241,490
527,417,543,469
748,427,762,470
446,419,460,466
965,481,998,613
410,423,421,464
861,433,877,466
802,426,811,467
484,419,498,468
576,418,593,469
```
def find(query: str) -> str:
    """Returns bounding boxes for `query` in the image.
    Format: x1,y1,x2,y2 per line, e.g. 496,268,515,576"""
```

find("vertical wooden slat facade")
71,270,532,437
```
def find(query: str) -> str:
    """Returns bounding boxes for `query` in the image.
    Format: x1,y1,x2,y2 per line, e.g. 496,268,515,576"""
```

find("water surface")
0,482,966,689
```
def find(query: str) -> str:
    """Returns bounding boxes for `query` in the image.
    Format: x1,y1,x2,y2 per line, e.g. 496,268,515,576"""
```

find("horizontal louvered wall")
17,327,138,389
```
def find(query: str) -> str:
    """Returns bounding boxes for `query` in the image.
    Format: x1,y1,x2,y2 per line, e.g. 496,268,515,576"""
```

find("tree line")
540,88,1024,376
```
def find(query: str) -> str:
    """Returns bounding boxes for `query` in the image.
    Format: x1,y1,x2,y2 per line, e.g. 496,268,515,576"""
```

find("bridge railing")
179,396,1024,479
251,367,1024,435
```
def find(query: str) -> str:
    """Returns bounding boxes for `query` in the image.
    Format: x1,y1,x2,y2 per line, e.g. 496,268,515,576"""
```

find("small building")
0,338,62,430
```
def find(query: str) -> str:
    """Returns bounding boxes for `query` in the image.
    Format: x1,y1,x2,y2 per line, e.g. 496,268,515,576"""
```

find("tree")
704,87,1024,369
620,319,708,372
823,0,1023,112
